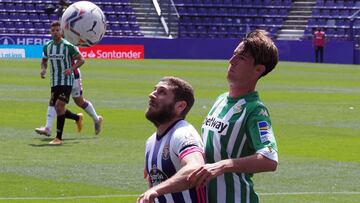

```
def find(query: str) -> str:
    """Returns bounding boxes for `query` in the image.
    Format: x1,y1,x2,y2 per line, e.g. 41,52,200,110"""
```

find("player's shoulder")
44,40,53,46
172,120,200,139
62,38,76,47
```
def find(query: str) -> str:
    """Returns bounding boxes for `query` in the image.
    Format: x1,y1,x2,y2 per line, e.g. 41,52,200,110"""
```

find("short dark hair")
241,29,278,77
51,21,61,27
160,76,195,118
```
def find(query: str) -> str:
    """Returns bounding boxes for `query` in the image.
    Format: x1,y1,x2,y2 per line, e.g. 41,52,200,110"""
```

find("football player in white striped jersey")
188,30,279,203
137,77,205,203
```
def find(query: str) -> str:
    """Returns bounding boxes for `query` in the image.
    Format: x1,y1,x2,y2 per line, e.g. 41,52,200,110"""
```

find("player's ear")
175,100,187,116
255,64,266,78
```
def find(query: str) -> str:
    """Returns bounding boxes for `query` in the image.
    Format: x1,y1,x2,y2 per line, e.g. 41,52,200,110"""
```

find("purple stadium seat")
14,21,24,29
35,3,45,11
264,18,274,24
254,18,263,25
24,22,33,29
39,13,49,21
25,3,35,11
28,13,38,20
103,5,114,13
15,3,25,11
325,0,335,7
340,9,350,17
113,5,123,13
5,3,15,11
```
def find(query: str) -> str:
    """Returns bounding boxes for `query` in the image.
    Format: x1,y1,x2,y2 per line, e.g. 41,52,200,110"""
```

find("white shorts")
71,78,83,98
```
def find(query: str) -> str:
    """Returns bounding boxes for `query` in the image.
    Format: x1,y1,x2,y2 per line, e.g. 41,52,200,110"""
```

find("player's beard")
146,102,176,127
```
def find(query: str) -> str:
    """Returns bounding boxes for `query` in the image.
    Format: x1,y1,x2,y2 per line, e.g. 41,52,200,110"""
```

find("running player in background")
37,21,84,145
188,30,279,203
35,67,103,137
137,76,205,203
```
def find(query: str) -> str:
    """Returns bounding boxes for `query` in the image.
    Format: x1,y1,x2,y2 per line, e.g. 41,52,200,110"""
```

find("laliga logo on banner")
80,45,144,59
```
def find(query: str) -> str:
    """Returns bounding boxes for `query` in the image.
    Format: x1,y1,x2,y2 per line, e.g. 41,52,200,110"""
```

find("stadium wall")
0,35,356,64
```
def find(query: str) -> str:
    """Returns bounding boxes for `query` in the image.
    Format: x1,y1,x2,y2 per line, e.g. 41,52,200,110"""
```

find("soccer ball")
60,1,106,47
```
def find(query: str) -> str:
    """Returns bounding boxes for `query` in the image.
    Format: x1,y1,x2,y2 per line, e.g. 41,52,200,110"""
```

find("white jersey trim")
256,147,278,163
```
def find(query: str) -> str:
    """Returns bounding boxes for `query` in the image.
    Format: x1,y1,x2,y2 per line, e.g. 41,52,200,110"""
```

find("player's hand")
40,69,46,79
137,189,158,203
187,162,224,188
63,68,73,76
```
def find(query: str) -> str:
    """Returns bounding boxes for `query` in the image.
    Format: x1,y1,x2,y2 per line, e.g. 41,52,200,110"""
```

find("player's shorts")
50,85,72,105
71,78,83,98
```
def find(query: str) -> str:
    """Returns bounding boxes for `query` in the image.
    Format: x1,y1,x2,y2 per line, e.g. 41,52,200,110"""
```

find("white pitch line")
260,191,360,196
0,192,360,200
0,194,138,200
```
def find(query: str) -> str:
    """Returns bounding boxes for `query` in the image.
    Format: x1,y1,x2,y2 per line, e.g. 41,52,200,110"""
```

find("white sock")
84,101,99,122
45,106,56,131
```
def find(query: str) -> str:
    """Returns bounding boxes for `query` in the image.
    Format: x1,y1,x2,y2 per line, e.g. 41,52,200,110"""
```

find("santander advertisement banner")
79,45,144,59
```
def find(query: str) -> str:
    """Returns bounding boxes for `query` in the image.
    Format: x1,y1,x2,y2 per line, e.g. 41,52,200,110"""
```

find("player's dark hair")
51,21,61,27
241,29,278,77
160,76,195,118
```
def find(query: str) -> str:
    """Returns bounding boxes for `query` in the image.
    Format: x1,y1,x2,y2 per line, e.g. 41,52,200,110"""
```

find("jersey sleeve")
171,126,203,160
42,44,48,58
246,106,278,162
69,44,81,58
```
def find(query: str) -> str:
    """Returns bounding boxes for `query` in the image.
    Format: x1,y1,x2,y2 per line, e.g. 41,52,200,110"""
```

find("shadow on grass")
29,137,98,147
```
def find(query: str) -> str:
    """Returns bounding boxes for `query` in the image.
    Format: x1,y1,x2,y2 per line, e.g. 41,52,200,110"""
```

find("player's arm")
188,107,278,188
137,151,204,203
64,48,85,75
71,53,85,71
188,153,277,188
40,58,48,79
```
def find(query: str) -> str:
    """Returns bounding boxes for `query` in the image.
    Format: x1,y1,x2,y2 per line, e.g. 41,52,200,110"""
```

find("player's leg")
49,86,72,145
320,47,324,63
35,93,56,136
34,104,55,137
315,47,319,63
72,79,102,135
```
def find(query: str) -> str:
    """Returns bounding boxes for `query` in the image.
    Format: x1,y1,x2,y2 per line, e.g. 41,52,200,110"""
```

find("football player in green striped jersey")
39,21,85,145
188,30,279,203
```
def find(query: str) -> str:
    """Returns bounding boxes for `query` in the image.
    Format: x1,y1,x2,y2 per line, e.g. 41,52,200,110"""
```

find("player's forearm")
72,59,84,70
152,164,200,196
41,59,47,70
222,153,277,174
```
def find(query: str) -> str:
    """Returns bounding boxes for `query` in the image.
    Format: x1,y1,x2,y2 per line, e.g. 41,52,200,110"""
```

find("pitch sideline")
0,192,360,200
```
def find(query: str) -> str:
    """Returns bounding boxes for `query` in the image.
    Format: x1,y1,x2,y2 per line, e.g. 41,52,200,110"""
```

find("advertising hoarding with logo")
79,45,144,59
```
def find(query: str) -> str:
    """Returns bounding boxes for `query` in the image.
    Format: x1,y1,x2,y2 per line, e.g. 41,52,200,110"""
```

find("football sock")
65,109,80,121
56,114,65,140
83,101,99,122
45,106,56,130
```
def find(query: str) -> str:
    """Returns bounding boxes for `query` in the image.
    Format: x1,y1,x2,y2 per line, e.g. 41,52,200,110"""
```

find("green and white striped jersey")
43,38,80,87
202,91,278,203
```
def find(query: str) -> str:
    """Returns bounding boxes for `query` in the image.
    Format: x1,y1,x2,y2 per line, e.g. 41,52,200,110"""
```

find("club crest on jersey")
149,165,168,187
257,121,272,143
162,145,170,160
233,104,243,113
203,116,229,135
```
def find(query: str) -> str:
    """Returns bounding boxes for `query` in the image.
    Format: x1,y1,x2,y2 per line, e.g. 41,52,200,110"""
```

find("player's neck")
156,118,182,139
229,84,255,98
54,38,62,44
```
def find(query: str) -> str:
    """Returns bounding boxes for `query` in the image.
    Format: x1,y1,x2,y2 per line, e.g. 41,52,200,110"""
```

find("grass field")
0,58,359,203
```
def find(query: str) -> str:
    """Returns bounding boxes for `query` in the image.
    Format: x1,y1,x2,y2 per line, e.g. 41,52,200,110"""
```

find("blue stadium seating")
0,0,143,37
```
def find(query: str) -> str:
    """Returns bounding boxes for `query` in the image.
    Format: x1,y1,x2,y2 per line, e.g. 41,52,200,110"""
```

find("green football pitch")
0,58,359,203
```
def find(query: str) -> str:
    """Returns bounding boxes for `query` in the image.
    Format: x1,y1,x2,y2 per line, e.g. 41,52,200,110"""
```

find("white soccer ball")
60,1,106,47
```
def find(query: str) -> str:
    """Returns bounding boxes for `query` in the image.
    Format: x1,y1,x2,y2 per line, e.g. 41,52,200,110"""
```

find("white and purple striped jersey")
144,120,205,203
